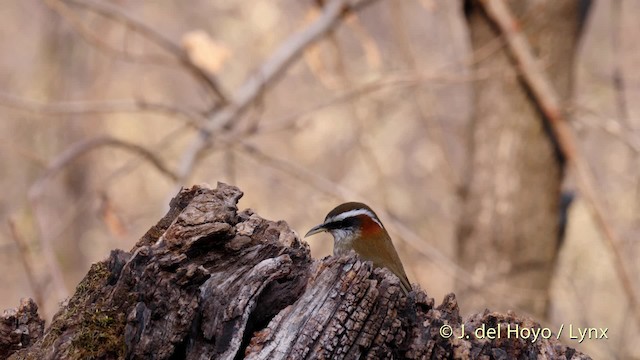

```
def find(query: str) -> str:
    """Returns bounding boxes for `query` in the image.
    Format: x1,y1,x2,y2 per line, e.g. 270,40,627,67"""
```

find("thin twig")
29,136,178,200
180,66,496,184
57,0,229,104
43,0,174,67
389,0,461,189
7,218,46,316
26,136,178,301
197,70,492,162
176,0,381,183
480,0,640,326
571,107,640,154
99,125,192,188
38,126,192,256
0,92,207,129
260,69,492,134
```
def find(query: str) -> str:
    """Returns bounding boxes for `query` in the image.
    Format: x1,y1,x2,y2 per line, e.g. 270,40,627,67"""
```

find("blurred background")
0,0,638,358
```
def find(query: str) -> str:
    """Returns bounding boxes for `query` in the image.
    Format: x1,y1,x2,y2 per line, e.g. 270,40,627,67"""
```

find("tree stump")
2,183,591,359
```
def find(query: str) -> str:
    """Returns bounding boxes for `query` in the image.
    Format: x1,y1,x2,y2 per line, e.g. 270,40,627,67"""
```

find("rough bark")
0,299,44,359
4,183,590,359
457,0,580,318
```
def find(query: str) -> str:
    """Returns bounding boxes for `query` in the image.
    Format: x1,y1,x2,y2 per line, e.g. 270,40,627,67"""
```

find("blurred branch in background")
176,0,380,183
480,0,640,328
0,0,384,320
0,92,207,129
0,0,637,357
458,0,573,321
572,105,640,154
7,218,45,317
28,136,178,197
45,0,230,105
24,136,179,303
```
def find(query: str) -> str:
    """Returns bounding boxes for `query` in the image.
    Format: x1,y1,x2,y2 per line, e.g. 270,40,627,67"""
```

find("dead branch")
5,183,591,359
54,0,229,104
176,0,381,183
226,69,493,138
42,0,175,67
29,136,178,201
0,92,207,129
24,136,178,302
479,0,640,327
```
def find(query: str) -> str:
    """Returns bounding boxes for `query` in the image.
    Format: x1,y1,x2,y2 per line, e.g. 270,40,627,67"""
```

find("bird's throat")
330,229,358,256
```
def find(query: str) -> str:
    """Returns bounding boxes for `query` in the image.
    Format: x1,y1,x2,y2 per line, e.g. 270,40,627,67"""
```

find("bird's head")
304,202,386,254
305,201,412,294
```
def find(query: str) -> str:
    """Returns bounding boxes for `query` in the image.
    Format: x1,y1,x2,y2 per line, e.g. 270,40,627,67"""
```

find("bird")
305,202,412,294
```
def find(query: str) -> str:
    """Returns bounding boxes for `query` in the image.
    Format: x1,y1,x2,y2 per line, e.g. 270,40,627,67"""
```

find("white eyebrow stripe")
327,209,383,228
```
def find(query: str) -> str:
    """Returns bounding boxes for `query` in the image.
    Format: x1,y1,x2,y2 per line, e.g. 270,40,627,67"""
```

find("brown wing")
352,233,412,295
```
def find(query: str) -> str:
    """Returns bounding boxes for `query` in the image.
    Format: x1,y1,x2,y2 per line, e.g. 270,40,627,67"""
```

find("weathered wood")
0,298,44,359
4,183,590,359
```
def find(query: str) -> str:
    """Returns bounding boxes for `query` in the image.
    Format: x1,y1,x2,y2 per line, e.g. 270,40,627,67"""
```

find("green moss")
69,308,126,359
33,261,127,359
39,262,110,347
73,262,111,302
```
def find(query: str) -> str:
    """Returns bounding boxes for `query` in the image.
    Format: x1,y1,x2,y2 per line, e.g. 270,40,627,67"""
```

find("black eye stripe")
325,217,359,230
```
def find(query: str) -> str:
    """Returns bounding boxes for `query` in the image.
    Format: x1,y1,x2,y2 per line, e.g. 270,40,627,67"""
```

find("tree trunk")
457,0,580,318
2,183,590,359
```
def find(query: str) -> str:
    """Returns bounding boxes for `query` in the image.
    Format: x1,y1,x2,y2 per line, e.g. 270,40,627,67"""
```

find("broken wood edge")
3,183,591,359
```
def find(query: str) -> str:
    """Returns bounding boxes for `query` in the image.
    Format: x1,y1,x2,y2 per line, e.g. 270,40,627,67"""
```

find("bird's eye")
343,217,359,227
326,217,358,230
325,220,343,230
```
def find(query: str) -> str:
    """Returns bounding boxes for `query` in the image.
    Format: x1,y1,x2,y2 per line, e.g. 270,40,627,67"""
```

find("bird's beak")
304,223,327,238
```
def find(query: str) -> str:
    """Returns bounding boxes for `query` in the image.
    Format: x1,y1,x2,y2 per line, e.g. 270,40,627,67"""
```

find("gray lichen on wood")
3,183,591,359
